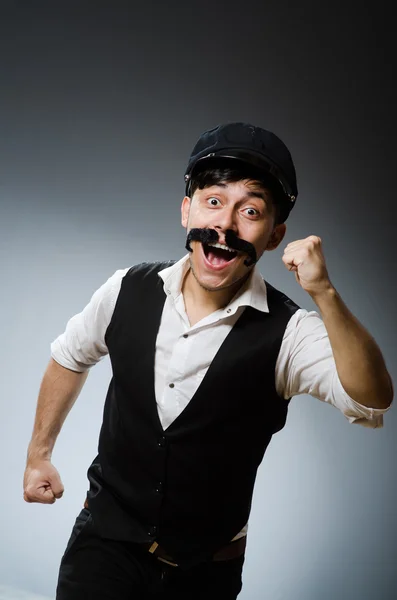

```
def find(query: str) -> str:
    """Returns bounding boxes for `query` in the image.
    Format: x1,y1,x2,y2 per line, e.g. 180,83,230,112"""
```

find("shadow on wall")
0,586,52,600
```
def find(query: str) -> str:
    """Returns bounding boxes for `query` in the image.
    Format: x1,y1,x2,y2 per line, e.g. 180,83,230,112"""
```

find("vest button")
158,436,166,447
155,481,163,494
148,525,157,536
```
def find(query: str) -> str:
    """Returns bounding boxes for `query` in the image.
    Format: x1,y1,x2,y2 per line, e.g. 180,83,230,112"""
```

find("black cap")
184,122,298,221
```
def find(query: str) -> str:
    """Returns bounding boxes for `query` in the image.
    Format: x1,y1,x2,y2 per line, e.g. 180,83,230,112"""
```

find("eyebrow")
244,190,267,201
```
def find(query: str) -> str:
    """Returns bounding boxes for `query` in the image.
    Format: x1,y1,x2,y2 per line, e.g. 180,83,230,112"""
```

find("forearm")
27,358,89,462
311,286,393,409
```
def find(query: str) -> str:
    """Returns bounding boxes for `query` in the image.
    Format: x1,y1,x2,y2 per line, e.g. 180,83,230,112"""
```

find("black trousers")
56,509,245,599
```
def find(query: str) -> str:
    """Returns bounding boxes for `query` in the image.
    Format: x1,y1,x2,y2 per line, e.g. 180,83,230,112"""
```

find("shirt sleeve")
275,309,391,429
50,268,129,372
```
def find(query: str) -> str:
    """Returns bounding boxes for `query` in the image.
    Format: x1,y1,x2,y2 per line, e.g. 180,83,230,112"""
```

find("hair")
189,158,288,225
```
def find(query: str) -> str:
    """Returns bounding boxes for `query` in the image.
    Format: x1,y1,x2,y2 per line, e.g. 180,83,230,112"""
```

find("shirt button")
169,383,175,388
158,436,166,447
226,308,231,313
183,334,188,338
148,525,157,536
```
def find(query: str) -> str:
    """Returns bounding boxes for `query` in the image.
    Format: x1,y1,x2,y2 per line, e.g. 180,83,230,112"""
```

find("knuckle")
309,235,321,244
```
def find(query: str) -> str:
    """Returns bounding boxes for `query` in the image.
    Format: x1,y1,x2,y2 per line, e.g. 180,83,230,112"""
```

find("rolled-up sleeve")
51,268,128,372
276,309,391,428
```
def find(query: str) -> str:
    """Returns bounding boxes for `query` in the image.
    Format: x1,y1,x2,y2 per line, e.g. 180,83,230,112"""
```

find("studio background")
0,2,395,599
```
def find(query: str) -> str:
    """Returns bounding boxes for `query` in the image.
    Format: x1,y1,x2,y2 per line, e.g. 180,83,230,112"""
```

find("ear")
266,223,287,251
181,196,191,228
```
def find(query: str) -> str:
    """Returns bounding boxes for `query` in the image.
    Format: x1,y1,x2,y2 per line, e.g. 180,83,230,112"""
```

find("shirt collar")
158,254,269,314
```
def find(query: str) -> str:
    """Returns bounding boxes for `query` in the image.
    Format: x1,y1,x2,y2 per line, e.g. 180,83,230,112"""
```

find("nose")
213,206,238,236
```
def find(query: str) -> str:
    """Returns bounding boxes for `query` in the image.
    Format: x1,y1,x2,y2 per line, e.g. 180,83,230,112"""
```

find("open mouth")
202,242,239,268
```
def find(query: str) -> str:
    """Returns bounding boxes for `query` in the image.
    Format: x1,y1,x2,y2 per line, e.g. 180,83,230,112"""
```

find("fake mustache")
185,228,257,267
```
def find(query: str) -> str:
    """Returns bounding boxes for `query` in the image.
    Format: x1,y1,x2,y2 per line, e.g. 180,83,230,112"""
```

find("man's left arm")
282,235,393,410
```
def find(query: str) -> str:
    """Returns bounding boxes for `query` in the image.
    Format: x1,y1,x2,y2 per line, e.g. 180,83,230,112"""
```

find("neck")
182,267,251,314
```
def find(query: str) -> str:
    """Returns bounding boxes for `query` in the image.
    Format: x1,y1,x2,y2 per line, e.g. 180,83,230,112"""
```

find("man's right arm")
24,359,89,504
23,268,129,504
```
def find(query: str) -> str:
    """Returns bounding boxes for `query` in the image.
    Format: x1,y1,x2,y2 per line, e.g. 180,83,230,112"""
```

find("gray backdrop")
0,2,395,599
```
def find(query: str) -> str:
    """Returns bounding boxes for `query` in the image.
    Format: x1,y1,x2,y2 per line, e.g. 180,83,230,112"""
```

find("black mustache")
185,229,257,267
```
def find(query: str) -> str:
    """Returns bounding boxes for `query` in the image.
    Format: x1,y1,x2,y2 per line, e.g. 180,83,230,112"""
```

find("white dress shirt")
51,255,390,541
51,255,388,430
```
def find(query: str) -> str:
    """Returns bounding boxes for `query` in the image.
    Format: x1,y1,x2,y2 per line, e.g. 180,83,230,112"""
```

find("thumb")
48,471,64,499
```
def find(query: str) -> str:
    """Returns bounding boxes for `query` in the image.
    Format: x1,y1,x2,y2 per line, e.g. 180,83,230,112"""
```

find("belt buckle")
157,556,179,567
148,541,159,553
148,541,178,567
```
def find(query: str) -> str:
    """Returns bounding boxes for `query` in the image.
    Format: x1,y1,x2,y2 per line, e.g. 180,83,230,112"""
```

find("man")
23,122,393,599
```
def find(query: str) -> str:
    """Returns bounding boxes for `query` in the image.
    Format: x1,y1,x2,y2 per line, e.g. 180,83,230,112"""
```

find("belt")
143,536,247,567
83,499,245,567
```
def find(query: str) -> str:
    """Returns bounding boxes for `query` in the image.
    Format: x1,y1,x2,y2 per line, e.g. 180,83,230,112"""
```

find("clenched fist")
282,235,333,296
23,459,64,504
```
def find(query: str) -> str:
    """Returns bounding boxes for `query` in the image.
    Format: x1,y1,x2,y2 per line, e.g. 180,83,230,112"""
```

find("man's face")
181,179,286,292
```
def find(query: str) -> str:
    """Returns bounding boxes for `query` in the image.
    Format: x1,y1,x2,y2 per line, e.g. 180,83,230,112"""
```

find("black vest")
86,261,299,566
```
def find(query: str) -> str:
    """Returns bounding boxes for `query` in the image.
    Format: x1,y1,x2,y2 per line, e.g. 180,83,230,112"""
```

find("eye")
243,207,259,217
207,197,221,207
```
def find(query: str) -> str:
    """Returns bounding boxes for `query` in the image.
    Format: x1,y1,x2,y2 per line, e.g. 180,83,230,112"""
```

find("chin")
190,260,250,292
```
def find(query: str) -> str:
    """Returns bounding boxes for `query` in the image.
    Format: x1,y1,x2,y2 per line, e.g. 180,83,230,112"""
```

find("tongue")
207,248,234,266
